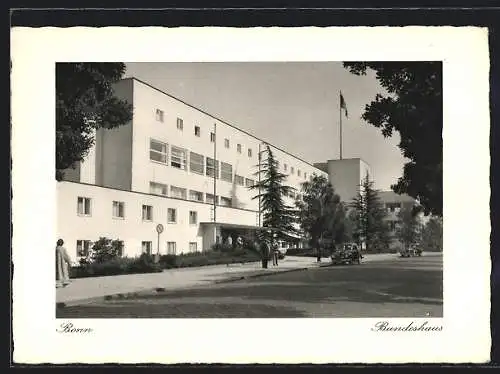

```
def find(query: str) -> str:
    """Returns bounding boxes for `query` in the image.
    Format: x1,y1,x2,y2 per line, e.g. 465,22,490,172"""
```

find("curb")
56,265,316,309
213,266,311,284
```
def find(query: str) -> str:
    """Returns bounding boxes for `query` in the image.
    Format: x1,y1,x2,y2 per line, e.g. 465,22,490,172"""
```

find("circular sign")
156,224,164,234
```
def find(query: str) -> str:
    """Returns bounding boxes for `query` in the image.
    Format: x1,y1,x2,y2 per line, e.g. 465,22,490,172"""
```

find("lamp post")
257,141,267,228
317,194,327,263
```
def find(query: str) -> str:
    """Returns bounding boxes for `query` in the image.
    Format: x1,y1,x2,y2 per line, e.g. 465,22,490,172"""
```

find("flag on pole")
340,92,348,118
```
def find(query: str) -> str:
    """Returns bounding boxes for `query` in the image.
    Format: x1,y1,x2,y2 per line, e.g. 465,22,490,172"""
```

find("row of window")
150,138,312,186
385,202,402,213
155,110,255,157
149,182,235,205
76,239,197,258
387,220,402,231
78,196,200,224
153,112,313,181
151,139,252,184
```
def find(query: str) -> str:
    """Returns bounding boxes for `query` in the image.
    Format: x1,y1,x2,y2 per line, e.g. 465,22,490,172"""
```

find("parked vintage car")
331,243,362,265
399,246,422,257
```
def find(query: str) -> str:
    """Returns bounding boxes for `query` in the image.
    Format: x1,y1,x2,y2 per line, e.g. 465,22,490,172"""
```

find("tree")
248,145,297,242
395,205,422,252
295,175,347,260
343,62,442,216
350,174,391,252
56,63,133,180
83,237,124,264
420,216,443,252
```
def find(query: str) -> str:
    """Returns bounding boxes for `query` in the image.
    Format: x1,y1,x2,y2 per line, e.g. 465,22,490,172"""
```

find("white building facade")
59,78,328,263
314,158,372,204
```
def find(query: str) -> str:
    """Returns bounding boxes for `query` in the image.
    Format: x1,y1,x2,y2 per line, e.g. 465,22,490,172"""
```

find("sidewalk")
56,253,402,306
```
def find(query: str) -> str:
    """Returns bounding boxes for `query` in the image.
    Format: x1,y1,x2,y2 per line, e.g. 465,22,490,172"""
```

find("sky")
123,62,408,191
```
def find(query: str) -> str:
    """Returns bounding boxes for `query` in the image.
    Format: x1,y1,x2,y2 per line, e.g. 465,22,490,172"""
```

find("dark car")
331,243,362,265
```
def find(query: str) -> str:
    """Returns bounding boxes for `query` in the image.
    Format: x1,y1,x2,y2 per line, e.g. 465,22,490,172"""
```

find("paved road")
57,254,442,318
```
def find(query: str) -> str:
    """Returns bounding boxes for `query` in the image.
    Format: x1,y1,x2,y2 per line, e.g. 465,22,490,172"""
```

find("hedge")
70,253,162,279
159,247,261,269
70,247,262,278
286,247,332,257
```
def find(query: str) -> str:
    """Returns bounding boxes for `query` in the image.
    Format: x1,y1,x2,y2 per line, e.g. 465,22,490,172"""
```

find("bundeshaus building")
58,77,330,263
58,77,420,263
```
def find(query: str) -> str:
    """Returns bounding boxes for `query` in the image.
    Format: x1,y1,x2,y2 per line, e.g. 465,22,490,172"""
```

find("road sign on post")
155,224,164,261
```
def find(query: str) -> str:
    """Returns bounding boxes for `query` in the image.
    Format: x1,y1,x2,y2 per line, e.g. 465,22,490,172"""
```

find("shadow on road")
57,260,443,318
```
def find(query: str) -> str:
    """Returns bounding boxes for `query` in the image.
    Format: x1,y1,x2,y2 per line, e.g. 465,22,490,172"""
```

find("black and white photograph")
54,61,444,320
12,26,490,364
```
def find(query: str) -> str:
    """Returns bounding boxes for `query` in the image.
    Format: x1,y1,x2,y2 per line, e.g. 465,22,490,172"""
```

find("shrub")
71,247,262,278
128,253,163,273
211,243,233,252
159,254,177,268
71,254,162,278
90,237,124,264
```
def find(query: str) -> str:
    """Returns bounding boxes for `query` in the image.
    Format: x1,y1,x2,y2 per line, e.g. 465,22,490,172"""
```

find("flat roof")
324,157,371,167
122,77,328,172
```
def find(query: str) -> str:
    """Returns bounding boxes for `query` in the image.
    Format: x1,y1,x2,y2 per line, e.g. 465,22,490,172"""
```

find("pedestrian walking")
56,239,72,288
259,233,270,269
272,241,279,266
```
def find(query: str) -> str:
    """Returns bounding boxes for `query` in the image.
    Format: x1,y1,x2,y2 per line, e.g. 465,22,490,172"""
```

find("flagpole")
339,91,343,160
258,142,261,227
213,122,217,244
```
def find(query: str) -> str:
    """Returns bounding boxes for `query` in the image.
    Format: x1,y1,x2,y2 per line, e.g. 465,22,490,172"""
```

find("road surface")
57,254,443,318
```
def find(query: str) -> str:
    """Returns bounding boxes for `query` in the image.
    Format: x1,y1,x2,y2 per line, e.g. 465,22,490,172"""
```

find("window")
167,242,177,255
189,190,204,202
220,162,233,182
77,197,91,216
189,242,197,252
142,205,153,221
248,148,252,157
284,163,288,172
194,125,201,137
235,175,244,186
176,117,183,130
142,241,152,255
112,201,125,218
206,194,219,205
155,109,164,122
290,166,295,174
171,145,187,170
210,132,215,142
189,152,204,175
220,197,232,207
206,157,219,179
170,186,187,199
245,178,255,187
386,203,402,213
150,182,168,196
304,172,307,179
167,208,177,223
76,240,92,257
189,210,198,224
224,138,230,148
237,144,242,153
150,139,168,164
389,221,398,231
297,169,301,177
